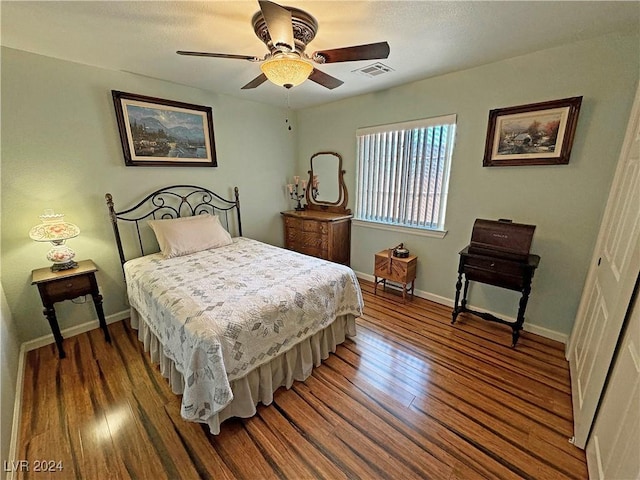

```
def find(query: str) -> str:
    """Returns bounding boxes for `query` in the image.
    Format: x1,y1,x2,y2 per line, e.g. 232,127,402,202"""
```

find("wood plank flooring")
15,280,587,479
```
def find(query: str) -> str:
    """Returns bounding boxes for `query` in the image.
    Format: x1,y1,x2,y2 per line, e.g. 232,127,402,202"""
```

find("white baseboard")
21,310,130,353
355,271,568,344
523,324,568,344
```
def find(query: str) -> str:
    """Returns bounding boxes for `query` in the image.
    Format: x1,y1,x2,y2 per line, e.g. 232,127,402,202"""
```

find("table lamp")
29,209,80,271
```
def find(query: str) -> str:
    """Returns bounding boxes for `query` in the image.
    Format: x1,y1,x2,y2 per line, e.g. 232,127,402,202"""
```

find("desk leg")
512,283,532,347
43,306,66,359
461,279,469,311
452,272,463,323
91,292,111,343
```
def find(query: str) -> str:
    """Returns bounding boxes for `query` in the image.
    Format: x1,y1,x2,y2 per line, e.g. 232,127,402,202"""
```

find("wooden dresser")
281,210,352,265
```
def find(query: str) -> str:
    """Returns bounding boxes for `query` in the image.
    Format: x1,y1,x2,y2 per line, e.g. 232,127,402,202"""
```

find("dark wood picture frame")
112,90,217,167
483,96,582,167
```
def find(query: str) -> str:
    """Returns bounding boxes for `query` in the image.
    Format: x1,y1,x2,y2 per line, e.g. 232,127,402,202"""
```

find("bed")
105,185,364,433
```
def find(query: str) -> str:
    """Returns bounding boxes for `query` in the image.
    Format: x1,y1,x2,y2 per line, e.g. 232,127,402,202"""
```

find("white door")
586,293,640,480
567,83,640,449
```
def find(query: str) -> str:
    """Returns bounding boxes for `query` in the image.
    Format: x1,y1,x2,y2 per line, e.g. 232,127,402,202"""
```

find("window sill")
352,220,447,239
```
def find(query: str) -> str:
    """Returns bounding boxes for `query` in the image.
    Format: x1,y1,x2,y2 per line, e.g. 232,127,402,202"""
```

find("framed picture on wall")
112,90,217,167
483,96,582,167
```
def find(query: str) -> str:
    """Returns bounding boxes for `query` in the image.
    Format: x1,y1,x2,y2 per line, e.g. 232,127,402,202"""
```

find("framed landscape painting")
483,96,582,167
112,90,217,167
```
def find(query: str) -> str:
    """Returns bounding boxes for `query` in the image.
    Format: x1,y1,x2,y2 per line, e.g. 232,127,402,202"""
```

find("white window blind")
355,114,456,231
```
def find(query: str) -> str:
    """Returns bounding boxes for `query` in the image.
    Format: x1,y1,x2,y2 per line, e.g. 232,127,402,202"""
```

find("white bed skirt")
129,308,357,434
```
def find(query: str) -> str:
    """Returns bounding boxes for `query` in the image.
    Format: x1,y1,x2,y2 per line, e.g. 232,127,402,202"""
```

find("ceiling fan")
177,0,390,90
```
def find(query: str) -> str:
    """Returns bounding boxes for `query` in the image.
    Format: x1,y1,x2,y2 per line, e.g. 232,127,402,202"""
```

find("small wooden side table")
32,259,111,359
374,249,418,302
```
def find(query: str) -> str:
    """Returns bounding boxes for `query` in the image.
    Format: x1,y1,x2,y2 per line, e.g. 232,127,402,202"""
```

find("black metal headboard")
105,185,242,268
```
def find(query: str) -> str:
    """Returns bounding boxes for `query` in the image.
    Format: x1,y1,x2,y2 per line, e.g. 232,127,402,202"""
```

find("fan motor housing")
252,6,318,54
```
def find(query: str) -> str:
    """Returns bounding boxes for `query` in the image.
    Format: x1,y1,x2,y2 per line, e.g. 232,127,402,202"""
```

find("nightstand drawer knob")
66,283,74,288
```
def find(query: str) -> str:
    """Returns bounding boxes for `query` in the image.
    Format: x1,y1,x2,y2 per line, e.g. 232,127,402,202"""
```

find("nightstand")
31,259,111,358
374,249,418,302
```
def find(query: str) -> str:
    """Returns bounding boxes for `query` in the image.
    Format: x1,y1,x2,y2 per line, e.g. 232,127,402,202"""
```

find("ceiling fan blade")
312,41,390,64
308,69,344,90
241,73,269,90
258,1,294,51
177,51,258,61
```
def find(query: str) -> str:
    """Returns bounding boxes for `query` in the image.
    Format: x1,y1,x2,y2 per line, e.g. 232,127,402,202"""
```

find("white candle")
294,176,299,185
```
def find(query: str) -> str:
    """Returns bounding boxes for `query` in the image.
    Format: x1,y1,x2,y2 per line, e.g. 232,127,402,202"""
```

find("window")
355,114,456,232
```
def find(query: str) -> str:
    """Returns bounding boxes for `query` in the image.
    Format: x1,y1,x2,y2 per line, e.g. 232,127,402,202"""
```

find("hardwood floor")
15,280,587,479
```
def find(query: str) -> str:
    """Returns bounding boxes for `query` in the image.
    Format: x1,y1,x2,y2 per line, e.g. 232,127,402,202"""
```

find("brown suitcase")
468,219,536,262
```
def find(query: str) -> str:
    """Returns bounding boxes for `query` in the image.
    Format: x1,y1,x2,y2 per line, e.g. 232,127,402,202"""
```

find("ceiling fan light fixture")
260,53,313,88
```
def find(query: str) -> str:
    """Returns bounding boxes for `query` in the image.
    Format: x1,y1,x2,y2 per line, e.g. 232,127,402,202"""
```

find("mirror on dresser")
281,151,353,265
306,152,350,214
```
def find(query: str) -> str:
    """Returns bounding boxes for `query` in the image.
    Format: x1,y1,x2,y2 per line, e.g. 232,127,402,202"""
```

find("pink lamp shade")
29,210,80,271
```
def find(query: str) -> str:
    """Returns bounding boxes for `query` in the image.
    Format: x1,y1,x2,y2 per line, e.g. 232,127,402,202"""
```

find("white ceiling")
2,1,638,109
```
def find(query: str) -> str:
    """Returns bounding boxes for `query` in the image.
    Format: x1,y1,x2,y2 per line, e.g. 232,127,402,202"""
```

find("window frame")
354,114,457,234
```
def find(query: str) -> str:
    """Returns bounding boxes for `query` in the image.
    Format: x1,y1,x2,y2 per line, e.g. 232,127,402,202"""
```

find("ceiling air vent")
352,62,394,78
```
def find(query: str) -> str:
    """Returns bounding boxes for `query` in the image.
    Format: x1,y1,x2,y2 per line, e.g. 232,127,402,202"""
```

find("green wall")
296,31,640,339
1,47,296,343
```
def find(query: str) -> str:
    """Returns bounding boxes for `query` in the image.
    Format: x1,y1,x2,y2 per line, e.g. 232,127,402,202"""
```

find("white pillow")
148,214,232,258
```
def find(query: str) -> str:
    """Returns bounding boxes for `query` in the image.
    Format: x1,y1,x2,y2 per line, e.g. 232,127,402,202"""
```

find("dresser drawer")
463,255,525,277
285,228,297,245
462,255,526,290
284,216,300,229
287,237,328,256
464,267,523,291
300,231,327,250
285,231,328,253
43,274,92,300
302,220,328,234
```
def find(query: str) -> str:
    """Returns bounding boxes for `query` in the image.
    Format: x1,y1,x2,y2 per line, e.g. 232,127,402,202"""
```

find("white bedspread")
124,237,363,424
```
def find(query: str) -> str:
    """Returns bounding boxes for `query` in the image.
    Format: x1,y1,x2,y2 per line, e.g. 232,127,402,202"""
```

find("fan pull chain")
285,89,292,131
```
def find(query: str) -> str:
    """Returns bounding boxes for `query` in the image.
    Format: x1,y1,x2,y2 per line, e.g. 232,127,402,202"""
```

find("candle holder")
287,176,306,211
289,183,306,211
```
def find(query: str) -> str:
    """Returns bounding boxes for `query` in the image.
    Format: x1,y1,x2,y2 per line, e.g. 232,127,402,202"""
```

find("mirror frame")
306,151,350,214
